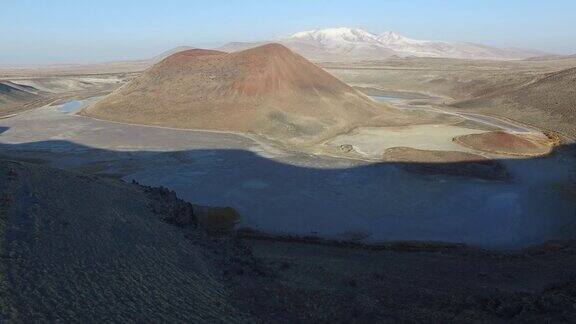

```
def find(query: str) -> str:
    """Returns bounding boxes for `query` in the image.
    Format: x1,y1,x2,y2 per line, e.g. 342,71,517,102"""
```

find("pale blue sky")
2,0,575,65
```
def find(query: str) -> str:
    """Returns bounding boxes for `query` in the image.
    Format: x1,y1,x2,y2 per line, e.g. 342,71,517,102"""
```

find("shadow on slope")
0,134,574,250
0,158,252,322
3,148,576,323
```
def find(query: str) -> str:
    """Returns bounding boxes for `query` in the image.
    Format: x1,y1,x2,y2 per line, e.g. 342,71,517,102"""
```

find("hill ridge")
82,43,395,145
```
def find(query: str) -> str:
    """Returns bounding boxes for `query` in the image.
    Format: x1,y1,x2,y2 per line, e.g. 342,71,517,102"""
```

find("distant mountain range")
219,27,548,61
0,29,556,74
524,53,576,61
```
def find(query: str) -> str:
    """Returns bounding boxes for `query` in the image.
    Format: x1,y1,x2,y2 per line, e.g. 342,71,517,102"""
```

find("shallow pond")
371,95,404,102
58,100,82,113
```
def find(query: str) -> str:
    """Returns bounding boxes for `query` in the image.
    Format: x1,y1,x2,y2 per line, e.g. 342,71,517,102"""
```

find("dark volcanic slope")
83,44,397,145
454,67,576,139
0,160,249,322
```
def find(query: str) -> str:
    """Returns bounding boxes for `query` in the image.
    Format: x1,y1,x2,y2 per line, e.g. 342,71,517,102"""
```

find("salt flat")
325,124,485,159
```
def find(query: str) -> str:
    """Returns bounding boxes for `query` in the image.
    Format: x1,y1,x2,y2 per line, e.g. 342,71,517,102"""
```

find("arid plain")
1,43,576,321
2,46,573,247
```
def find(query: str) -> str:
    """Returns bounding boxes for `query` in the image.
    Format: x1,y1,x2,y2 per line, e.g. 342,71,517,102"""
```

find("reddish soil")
454,131,553,156
160,49,225,65
82,44,403,145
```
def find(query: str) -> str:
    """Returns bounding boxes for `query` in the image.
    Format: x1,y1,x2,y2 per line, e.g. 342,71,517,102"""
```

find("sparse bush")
195,207,240,232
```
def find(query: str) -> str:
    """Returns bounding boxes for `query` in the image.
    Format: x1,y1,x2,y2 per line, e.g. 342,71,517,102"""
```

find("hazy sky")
2,0,575,65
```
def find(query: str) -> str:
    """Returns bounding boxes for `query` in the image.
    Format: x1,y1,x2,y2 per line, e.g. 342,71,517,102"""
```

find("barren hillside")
0,159,252,322
454,67,576,139
0,81,40,114
83,44,400,145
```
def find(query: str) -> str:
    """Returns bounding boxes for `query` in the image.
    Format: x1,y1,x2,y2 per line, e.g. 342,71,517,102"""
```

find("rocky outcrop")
138,181,240,231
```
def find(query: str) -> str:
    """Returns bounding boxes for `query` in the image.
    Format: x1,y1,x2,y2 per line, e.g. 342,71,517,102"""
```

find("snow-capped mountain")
281,27,397,61
289,27,381,44
218,27,546,61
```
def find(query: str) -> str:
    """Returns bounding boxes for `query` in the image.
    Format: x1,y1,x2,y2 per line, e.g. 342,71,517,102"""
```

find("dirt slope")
82,44,397,145
0,159,250,322
454,67,576,139
0,81,40,112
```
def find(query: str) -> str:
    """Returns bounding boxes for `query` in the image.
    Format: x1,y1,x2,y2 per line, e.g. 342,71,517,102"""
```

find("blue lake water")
59,100,82,113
